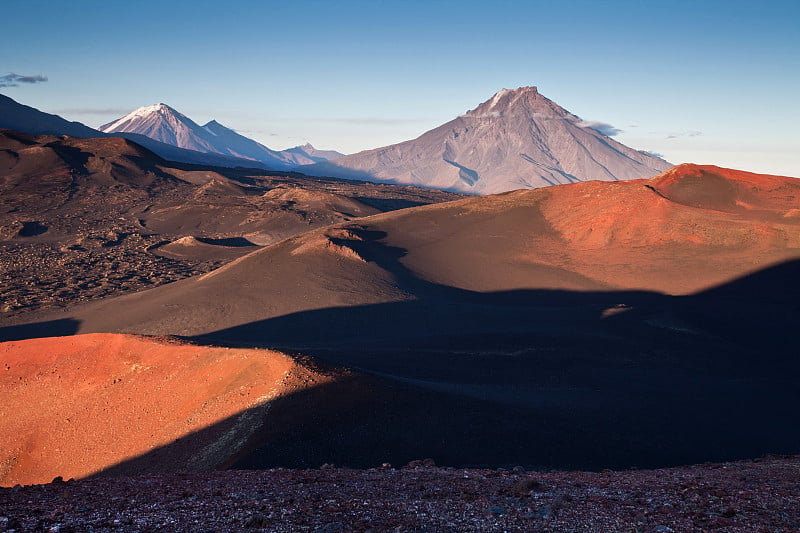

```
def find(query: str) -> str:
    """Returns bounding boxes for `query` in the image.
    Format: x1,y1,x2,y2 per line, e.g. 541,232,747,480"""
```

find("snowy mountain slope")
101,104,219,153
100,105,342,170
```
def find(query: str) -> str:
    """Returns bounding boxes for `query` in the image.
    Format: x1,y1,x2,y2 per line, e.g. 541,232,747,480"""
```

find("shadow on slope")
0,318,80,342
192,227,799,368
678,259,800,354
194,236,256,247
92,260,800,475
93,339,798,477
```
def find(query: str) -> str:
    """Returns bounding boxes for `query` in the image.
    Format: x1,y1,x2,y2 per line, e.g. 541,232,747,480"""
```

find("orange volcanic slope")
47,163,800,339
0,334,333,486
339,163,800,294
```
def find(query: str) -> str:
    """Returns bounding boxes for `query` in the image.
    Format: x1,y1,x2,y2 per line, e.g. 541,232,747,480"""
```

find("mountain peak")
495,86,538,98
465,85,568,119
131,103,176,116
99,103,186,133
284,143,319,153
202,119,227,135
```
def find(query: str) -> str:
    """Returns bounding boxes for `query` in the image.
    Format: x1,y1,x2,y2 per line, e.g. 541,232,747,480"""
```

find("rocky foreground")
1,456,798,532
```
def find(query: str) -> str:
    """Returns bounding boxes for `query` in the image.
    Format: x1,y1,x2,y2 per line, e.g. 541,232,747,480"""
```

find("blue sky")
2,0,799,176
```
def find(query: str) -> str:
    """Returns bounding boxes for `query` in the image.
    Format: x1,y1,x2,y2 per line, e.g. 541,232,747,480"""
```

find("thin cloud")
0,72,48,87
320,117,427,125
577,120,623,137
237,128,280,137
55,108,131,116
666,130,702,139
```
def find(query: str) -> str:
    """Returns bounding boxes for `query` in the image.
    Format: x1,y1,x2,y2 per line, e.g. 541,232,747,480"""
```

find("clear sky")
2,0,799,176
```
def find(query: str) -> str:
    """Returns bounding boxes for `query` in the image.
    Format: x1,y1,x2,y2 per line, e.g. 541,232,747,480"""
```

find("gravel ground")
1,456,798,532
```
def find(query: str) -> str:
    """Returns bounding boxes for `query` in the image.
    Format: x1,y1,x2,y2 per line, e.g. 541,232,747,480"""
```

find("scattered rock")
243,513,269,528
314,522,346,533
1,517,22,531
528,505,553,519
0,457,797,531
405,458,437,469
509,478,543,497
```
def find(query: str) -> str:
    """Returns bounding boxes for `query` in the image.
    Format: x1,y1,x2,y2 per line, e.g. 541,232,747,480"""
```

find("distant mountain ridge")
100,104,343,170
0,93,270,169
300,86,672,194
2,89,668,193
0,94,343,171
0,93,106,139
281,143,347,165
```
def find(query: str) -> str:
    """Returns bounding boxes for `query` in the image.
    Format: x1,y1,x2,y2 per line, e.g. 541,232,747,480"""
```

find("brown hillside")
0,129,457,318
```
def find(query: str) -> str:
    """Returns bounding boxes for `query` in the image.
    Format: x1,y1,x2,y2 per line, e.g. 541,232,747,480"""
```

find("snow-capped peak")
99,103,183,133
138,103,168,114
99,104,343,169
123,103,173,119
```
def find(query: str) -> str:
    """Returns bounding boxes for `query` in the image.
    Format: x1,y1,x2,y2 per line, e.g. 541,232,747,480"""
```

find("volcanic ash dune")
0,334,334,486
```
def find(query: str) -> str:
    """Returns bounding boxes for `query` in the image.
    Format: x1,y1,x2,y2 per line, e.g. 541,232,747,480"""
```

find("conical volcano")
300,86,671,194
